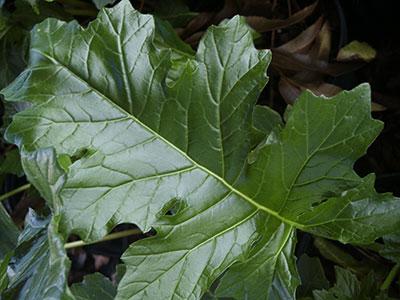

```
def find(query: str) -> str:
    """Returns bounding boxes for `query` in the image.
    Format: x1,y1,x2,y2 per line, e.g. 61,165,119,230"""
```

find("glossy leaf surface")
2,1,400,299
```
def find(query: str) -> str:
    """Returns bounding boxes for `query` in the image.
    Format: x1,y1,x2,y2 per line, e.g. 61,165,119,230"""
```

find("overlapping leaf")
313,267,392,300
0,253,11,292
380,233,400,263
296,254,329,297
2,1,400,299
2,210,71,300
1,148,70,299
0,205,19,259
71,273,116,300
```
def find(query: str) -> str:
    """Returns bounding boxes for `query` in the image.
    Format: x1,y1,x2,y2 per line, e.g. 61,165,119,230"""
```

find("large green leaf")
2,1,400,299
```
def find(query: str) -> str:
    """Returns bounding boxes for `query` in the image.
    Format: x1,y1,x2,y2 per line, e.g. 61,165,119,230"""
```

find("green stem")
314,237,360,271
0,183,31,202
359,242,384,253
64,228,141,249
381,263,400,290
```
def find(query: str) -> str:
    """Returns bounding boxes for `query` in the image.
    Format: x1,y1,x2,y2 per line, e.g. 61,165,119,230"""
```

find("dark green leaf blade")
71,273,116,300
0,205,19,259
0,149,24,177
313,267,392,300
296,254,329,297
380,233,400,263
299,176,400,243
0,253,12,293
240,85,400,243
3,210,72,300
0,15,27,90
215,222,298,300
313,267,361,300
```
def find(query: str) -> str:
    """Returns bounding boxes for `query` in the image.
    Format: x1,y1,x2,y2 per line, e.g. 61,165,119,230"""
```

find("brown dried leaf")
277,16,324,53
184,31,204,47
371,102,386,112
239,0,273,15
272,49,361,76
310,20,331,61
279,77,301,104
180,11,214,38
213,0,239,24
279,77,342,104
246,1,318,32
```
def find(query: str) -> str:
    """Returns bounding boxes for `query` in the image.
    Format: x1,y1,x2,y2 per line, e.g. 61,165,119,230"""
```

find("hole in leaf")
57,148,95,172
158,198,187,218
311,198,328,207
249,234,262,251
70,148,95,162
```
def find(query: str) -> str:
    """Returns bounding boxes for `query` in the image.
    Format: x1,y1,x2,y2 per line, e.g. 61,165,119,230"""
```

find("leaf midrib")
32,48,305,230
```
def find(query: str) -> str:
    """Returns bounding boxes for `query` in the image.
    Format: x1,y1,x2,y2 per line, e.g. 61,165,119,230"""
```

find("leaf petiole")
0,183,31,202
381,263,400,290
64,228,142,249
